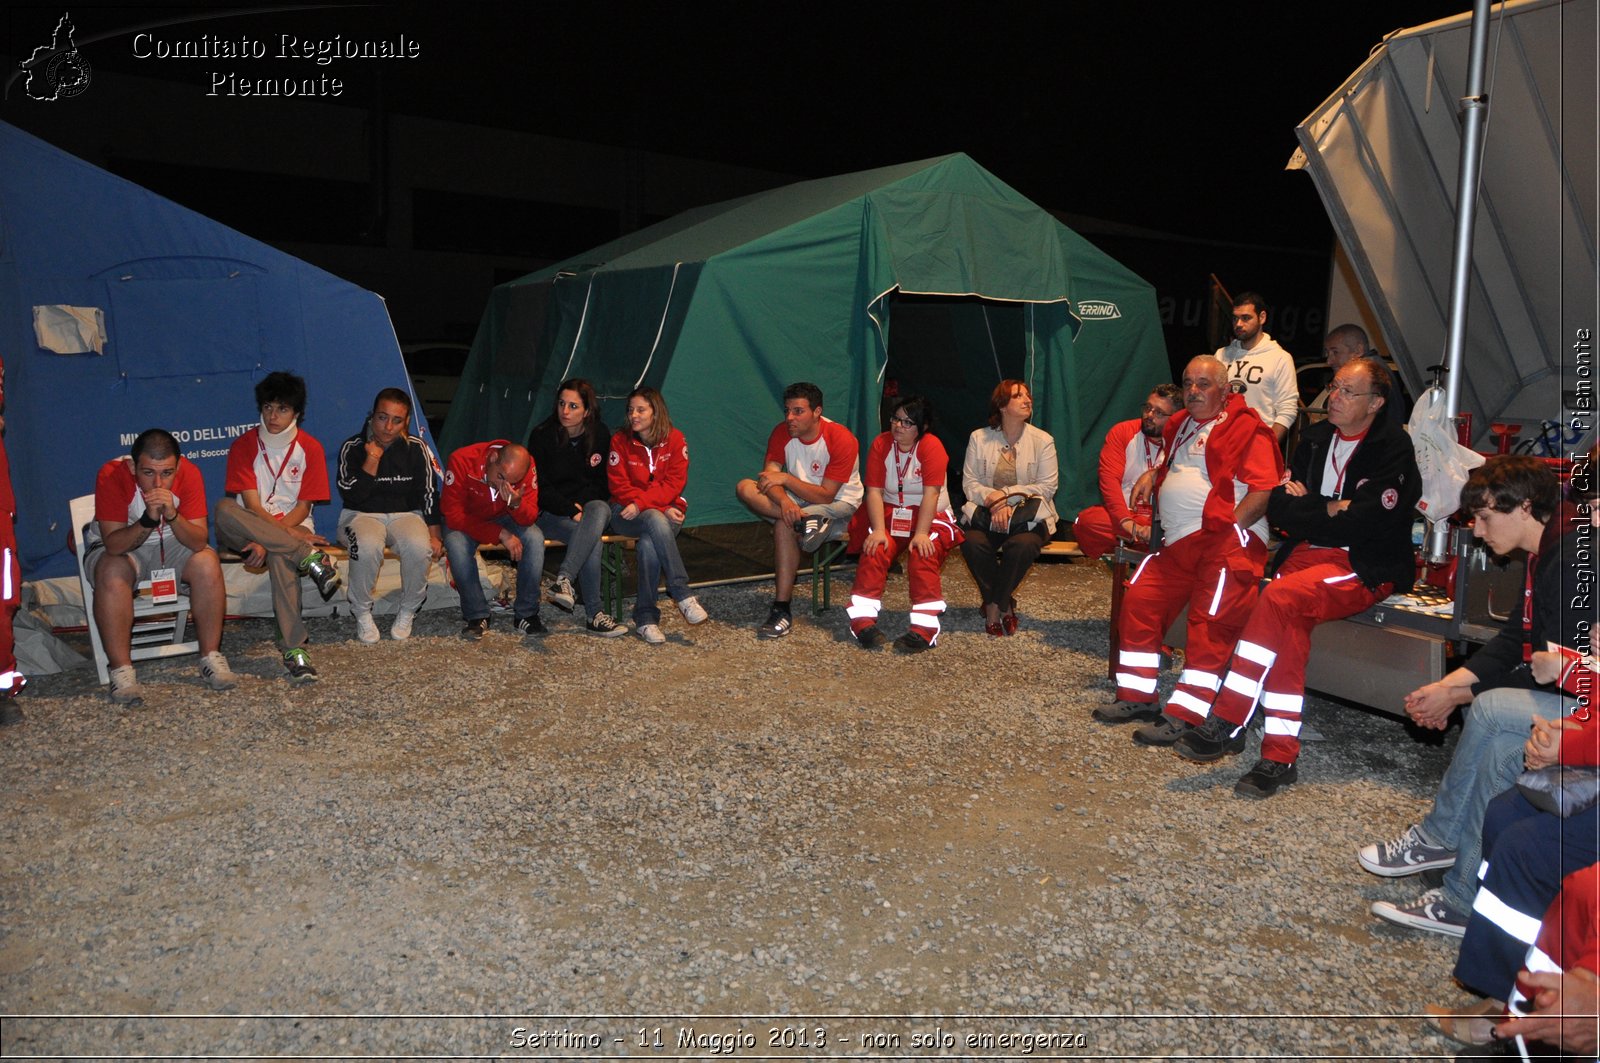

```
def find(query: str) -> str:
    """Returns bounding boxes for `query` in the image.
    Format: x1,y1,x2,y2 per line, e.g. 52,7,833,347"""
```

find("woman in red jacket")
606,387,709,644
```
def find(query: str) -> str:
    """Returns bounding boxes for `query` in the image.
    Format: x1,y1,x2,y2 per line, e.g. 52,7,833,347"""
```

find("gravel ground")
0,557,1478,1060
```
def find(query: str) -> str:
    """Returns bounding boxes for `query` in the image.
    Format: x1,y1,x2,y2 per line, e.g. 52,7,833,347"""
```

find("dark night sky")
5,1,1460,247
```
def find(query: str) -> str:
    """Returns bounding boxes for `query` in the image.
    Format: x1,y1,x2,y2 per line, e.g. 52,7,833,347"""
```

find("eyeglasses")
889,416,917,427
1140,404,1170,414
1329,384,1377,399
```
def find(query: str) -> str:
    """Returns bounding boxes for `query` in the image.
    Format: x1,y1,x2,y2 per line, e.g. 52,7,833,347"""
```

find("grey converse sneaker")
199,651,238,692
637,623,666,645
1371,887,1469,938
108,664,145,706
1358,824,1457,877
546,575,577,612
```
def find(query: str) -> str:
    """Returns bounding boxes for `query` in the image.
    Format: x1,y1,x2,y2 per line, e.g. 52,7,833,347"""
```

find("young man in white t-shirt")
734,382,863,639
213,372,341,682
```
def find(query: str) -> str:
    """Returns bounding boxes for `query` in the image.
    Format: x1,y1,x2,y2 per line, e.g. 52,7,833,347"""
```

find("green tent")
441,153,1167,523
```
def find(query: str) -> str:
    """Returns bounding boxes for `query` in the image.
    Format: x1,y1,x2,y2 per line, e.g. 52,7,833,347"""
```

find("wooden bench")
222,535,639,621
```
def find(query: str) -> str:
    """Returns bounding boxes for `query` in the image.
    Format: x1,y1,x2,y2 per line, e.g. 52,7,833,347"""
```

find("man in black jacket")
1174,359,1420,798
335,388,443,643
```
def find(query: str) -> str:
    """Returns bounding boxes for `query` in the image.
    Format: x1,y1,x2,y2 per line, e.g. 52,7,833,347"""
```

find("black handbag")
969,495,1042,533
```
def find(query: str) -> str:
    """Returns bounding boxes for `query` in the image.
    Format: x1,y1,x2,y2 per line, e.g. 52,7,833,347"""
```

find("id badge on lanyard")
149,524,178,603
889,506,914,537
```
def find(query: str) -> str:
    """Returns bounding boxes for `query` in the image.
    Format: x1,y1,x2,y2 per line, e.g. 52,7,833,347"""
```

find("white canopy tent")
1290,0,1596,453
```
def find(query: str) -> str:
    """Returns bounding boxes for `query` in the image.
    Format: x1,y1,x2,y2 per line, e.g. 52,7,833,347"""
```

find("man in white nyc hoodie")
1214,291,1298,444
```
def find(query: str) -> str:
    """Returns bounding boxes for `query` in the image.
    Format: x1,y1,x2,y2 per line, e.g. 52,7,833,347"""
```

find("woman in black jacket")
527,379,626,637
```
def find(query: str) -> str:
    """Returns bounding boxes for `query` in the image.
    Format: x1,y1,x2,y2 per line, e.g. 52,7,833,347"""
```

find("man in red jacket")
1072,383,1180,556
441,441,543,640
1095,355,1284,747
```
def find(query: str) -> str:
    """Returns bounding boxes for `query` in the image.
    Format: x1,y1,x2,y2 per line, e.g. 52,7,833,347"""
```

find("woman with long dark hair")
527,378,627,637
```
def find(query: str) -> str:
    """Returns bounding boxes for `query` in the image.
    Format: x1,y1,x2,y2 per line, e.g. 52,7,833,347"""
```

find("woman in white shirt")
958,380,1059,636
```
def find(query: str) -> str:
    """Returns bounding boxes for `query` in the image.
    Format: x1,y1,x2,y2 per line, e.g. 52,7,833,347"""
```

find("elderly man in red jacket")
441,441,543,640
1094,355,1284,749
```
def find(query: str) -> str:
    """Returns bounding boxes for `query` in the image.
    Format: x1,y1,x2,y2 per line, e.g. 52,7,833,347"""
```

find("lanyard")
1329,430,1366,495
1522,553,1536,663
894,445,914,505
258,435,297,505
1170,415,1214,462
642,439,657,482
1141,436,1161,472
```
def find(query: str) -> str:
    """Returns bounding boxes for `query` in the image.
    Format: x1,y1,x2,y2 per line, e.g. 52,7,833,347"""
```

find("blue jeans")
443,517,544,621
608,504,688,625
1420,685,1576,912
536,501,611,618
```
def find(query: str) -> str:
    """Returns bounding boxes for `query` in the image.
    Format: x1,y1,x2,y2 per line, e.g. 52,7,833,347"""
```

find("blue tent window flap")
108,277,262,379
32,305,106,354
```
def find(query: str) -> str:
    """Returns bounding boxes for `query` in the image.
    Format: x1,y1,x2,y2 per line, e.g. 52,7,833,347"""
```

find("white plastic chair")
69,493,199,684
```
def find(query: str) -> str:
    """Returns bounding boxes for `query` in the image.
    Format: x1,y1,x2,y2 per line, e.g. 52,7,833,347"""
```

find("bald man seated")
441,440,546,639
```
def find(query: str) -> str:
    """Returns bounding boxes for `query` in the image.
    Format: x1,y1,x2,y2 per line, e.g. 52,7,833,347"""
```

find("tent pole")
1428,0,1493,562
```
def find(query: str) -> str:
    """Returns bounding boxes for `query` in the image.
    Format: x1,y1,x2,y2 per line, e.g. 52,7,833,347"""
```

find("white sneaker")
108,664,145,706
676,595,708,625
390,607,417,641
636,623,666,645
199,651,238,692
354,611,380,644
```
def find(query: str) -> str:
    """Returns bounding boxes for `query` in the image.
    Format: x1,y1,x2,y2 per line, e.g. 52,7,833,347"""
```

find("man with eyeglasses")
734,382,863,639
1173,358,1419,797
1072,384,1181,557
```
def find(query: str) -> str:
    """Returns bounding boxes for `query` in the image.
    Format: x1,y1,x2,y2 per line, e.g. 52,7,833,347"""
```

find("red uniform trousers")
847,517,960,644
1071,505,1150,560
0,512,17,694
1114,524,1267,724
1206,544,1388,763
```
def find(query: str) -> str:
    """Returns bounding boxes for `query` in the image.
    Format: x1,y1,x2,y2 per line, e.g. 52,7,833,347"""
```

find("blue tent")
0,121,426,579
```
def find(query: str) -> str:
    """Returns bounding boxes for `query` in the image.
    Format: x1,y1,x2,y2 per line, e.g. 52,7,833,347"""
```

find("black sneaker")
854,624,885,649
1234,758,1298,799
584,612,628,638
757,606,792,639
894,630,932,653
283,647,319,683
795,516,833,552
512,614,547,637
299,549,343,601
462,617,490,640
1091,700,1163,725
1173,713,1248,762
1131,714,1191,746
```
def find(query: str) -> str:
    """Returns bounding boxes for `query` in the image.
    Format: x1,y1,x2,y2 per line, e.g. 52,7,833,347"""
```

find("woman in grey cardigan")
958,380,1059,636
